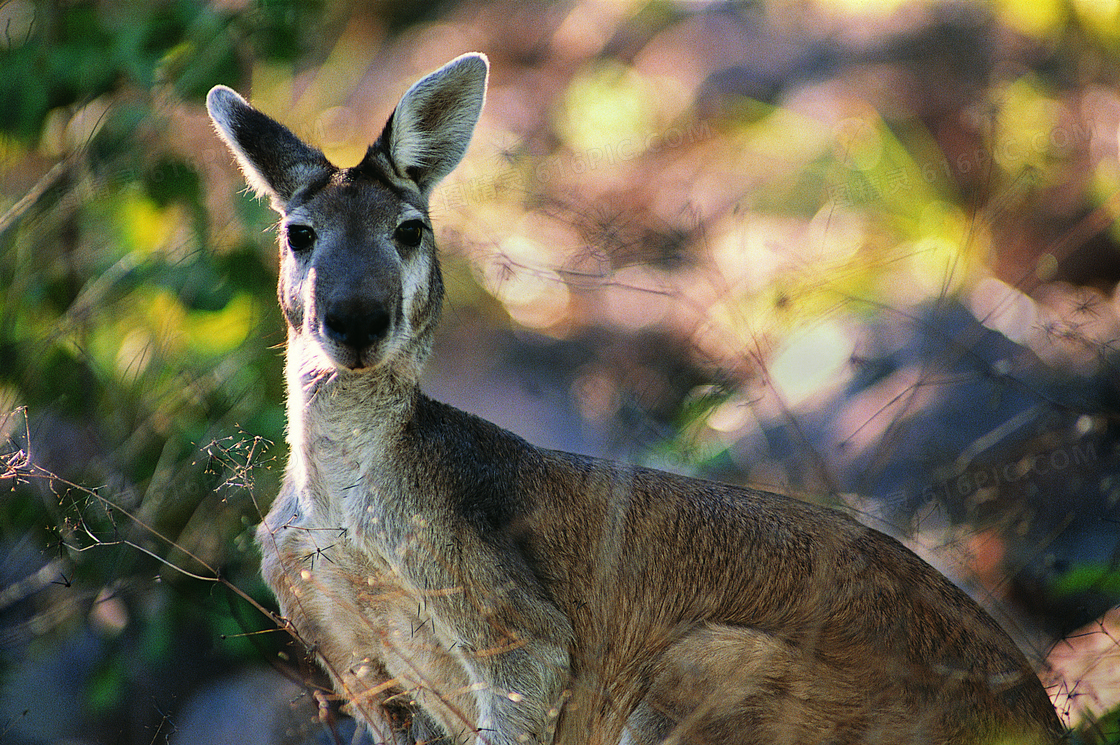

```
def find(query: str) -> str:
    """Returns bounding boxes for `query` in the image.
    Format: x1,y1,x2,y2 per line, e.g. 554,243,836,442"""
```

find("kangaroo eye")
394,220,425,249
286,224,316,253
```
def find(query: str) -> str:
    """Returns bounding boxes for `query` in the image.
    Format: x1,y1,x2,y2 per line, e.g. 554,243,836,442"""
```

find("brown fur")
207,54,1063,745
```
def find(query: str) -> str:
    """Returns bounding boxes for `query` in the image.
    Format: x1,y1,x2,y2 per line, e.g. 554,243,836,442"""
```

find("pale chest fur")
263,409,484,739
284,363,429,552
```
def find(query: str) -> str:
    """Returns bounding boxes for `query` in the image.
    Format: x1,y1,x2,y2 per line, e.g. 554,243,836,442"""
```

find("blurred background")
1,0,1119,742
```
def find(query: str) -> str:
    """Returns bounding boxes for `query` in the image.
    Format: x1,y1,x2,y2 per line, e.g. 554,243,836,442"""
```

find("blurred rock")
170,667,372,745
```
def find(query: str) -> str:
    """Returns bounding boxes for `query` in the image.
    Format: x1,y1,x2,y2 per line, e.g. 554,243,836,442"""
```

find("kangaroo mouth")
317,335,388,372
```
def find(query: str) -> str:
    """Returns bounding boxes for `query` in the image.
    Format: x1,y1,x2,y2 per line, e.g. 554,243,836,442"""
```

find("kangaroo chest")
270,453,483,732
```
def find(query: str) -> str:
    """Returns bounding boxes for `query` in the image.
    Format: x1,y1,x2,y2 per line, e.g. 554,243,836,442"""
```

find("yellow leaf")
995,0,1068,38
120,190,179,255
185,294,257,357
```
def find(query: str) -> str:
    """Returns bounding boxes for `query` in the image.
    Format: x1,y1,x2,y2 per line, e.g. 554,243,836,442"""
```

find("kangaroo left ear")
375,53,489,196
206,86,333,211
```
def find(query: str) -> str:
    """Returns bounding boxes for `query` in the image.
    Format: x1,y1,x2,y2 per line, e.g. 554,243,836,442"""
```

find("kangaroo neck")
284,331,420,496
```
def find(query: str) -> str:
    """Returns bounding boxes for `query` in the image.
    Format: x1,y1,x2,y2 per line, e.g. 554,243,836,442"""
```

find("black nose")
322,303,392,349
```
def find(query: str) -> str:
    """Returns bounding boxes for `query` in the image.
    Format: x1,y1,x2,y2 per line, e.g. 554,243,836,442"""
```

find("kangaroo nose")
323,303,392,349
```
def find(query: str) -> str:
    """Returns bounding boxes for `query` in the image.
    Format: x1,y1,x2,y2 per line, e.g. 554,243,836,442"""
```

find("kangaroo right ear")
377,53,489,196
206,86,332,210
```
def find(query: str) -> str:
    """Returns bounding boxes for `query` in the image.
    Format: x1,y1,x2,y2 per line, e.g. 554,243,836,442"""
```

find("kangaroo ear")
378,53,489,195
206,86,332,210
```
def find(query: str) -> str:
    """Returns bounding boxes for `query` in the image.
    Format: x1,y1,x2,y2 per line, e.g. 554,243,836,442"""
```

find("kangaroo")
206,53,1063,745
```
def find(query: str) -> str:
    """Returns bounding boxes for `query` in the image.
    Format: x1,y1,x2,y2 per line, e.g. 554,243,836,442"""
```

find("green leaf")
1052,563,1120,597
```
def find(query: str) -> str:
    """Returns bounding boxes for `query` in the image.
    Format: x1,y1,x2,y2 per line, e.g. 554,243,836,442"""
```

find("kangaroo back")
207,55,1063,745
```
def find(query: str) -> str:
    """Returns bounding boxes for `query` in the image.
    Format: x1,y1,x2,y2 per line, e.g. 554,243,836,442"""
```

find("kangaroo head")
206,54,488,379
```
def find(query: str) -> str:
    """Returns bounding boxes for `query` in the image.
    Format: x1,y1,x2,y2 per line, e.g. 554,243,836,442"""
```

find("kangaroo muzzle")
314,289,400,370
310,250,404,371
322,299,393,351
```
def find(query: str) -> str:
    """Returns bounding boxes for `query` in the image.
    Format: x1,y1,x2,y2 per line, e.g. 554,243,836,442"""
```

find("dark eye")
286,224,316,253
394,220,425,249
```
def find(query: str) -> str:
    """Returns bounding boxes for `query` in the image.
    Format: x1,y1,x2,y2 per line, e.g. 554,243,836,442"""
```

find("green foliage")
1,0,1119,742
0,0,330,144
0,0,327,737
1053,563,1120,598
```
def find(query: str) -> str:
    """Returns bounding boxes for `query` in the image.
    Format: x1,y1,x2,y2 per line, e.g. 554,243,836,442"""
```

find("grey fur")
207,54,1063,745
